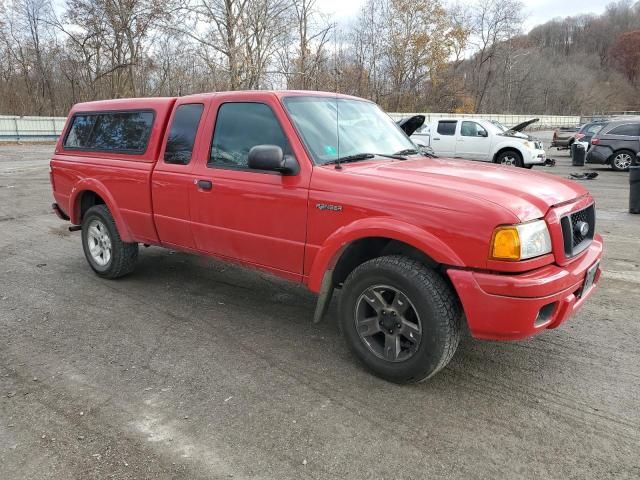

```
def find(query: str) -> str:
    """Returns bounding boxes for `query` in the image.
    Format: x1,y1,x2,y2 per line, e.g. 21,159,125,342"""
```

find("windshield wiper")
393,148,420,155
324,152,407,166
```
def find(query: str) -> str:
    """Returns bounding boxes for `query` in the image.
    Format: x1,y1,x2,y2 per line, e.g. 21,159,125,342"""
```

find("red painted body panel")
49,90,604,342
448,236,603,340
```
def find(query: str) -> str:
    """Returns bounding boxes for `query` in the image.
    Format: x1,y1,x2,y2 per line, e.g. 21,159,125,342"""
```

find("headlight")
491,220,552,261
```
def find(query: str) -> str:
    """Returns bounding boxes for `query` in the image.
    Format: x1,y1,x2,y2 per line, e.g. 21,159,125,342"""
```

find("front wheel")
339,256,462,383
496,150,524,168
610,150,634,171
81,205,138,279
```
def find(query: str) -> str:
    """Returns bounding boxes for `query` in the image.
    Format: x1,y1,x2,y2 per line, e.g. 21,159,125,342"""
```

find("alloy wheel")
354,285,422,362
613,153,632,170
86,218,112,267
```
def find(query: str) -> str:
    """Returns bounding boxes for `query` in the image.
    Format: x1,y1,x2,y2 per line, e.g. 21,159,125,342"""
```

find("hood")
340,157,587,221
508,118,539,133
396,115,425,136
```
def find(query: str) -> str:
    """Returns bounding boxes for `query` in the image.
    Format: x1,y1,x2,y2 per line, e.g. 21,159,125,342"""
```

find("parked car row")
399,116,546,168
551,117,640,171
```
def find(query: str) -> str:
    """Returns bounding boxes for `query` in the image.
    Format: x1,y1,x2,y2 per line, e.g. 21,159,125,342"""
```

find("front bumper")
447,236,603,340
524,148,546,165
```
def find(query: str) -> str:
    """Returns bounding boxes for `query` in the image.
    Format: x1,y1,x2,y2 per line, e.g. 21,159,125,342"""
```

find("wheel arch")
608,148,635,166
306,218,464,294
493,145,523,163
69,180,133,242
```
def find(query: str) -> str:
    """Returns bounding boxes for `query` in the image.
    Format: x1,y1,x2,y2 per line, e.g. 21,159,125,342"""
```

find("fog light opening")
534,302,557,328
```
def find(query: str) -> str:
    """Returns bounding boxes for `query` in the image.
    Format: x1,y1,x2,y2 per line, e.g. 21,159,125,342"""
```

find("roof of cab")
180,89,369,102
67,90,370,113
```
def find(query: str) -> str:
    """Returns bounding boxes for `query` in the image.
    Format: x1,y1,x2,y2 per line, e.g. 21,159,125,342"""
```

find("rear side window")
585,124,604,135
164,104,204,164
608,124,640,136
64,111,154,153
437,121,457,136
209,102,291,170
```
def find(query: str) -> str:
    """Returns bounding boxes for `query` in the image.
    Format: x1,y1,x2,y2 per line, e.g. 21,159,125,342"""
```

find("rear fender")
69,179,133,242
306,218,464,293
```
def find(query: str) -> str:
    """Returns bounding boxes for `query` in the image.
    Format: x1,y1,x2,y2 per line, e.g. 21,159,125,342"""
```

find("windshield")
490,120,507,132
283,96,415,165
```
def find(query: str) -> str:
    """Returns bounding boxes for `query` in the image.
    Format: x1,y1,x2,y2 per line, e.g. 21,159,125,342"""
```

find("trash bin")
572,143,586,166
630,153,640,214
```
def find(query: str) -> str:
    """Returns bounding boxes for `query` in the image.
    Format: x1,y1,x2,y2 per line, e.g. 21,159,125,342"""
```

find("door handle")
196,179,213,190
433,137,440,141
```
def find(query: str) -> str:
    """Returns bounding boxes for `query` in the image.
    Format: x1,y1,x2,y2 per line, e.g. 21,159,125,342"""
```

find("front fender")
69,178,133,242
306,217,464,292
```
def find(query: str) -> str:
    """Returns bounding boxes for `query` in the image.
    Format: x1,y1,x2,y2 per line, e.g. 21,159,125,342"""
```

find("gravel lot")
1,137,639,479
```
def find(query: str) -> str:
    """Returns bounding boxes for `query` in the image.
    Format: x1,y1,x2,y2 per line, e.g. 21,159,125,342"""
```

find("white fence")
0,115,67,141
388,113,581,129
0,112,582,142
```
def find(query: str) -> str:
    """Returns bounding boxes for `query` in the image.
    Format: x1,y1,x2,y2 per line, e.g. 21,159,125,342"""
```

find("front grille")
560,204,595,257
535,141,543,150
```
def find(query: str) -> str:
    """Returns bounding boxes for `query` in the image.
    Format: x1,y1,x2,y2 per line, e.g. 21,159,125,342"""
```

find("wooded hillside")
1,0,638,116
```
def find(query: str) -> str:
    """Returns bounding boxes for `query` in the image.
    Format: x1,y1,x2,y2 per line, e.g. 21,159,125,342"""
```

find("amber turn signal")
491,227,521,260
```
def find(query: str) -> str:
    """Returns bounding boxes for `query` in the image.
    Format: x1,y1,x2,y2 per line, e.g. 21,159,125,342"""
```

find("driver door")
188,94,311,280
456,121,490,161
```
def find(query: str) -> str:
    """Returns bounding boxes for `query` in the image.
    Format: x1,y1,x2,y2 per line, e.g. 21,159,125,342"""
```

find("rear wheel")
610,150,634,171
496,150,523,168
339,255,462,383
81,205,138,279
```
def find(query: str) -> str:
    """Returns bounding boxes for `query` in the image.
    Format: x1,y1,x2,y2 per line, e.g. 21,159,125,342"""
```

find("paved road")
1,142,639,479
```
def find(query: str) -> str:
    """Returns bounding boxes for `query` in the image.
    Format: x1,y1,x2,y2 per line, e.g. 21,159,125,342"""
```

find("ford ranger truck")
50,91,603,384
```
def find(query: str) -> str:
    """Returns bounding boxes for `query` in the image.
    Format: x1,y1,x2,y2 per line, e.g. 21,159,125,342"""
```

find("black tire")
338,255,462,384
610,149,634,172
524,164,533,169
81,205,138,279
495,150,524,168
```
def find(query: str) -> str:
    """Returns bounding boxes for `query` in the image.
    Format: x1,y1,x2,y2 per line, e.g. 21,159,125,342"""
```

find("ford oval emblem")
575,221,589,237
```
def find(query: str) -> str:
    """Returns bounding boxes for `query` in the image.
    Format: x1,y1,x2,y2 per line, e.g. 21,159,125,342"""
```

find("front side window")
209,102,290,169
64,111,154,152
461,121,487,137
437,121,457,136
608,124,640,136
283,96,415,165
164,104,204,164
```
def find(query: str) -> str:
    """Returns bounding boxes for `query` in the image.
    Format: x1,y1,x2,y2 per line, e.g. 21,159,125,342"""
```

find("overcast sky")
317,0,610,32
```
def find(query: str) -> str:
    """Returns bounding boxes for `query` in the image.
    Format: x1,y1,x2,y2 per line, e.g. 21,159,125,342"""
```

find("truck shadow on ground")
119,247,572,397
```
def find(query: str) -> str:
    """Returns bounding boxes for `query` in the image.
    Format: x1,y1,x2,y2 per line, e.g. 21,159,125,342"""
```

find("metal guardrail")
0,115,67,142
0,112,583,142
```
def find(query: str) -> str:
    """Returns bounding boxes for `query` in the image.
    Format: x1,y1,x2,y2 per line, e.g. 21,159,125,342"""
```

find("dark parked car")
574,121,607,148
587,120,640,171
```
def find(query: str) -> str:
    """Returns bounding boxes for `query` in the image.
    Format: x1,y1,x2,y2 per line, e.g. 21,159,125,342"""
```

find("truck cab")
50,91,603,384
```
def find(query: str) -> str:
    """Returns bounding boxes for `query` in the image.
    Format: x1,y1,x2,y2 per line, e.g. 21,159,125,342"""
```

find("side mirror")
248,145,299,175
478,130,488,137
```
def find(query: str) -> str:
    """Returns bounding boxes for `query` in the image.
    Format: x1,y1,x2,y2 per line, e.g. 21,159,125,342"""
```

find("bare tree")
469,0,523,113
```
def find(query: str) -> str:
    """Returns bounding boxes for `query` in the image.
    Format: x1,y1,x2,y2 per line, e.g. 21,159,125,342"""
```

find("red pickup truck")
50,91,603,383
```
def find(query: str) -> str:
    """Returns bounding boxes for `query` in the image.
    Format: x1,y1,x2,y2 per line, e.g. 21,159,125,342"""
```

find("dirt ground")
1,137,639,479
